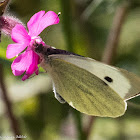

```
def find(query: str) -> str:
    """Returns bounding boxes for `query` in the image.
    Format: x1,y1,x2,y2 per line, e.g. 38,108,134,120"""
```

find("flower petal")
27,11,45,36
11,24,31,44
28,11,60,36
6,43,27,59
22,51,40,81
11,51,33,76
11,49,39,80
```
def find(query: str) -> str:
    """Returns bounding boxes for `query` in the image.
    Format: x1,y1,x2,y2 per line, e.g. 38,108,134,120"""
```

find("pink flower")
6,11,59,80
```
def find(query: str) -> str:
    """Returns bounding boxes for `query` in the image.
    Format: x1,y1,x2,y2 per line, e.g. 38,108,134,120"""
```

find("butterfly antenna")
42,12,61,40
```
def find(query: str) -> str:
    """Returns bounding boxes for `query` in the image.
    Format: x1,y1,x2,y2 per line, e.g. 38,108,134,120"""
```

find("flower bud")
0,15,22,36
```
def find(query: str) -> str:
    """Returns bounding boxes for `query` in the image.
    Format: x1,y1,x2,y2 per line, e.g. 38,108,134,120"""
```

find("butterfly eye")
34,43,43,53
47,48,51,52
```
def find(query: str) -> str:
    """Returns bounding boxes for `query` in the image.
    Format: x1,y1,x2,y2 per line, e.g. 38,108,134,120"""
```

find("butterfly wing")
42,54,129,117
47,54,140,100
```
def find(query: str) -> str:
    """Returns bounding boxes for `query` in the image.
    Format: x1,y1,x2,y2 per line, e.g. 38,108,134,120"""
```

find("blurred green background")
0,0,140,140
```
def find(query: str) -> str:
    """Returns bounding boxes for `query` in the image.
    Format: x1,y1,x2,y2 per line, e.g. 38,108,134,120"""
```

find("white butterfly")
34,43,140,118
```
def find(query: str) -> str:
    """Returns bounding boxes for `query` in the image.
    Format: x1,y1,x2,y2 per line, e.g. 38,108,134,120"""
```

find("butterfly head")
33,41,44,53
33,41,54,59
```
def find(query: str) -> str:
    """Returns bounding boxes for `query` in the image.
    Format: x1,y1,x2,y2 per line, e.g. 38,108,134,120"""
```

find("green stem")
73,110,86,140
0,64,21,139
60,0,73,52
102,1,130,64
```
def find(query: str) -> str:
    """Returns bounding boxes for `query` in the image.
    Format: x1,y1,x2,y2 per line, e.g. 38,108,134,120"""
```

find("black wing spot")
104,76,113,83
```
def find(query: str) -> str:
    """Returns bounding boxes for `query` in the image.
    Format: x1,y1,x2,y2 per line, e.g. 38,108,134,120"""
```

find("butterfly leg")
53,84,66,104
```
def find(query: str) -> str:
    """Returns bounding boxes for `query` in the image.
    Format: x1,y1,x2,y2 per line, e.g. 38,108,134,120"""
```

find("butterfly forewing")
48,55,140,100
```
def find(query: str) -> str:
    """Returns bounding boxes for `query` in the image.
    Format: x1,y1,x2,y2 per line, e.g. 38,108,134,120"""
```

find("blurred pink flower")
6,11,59,80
